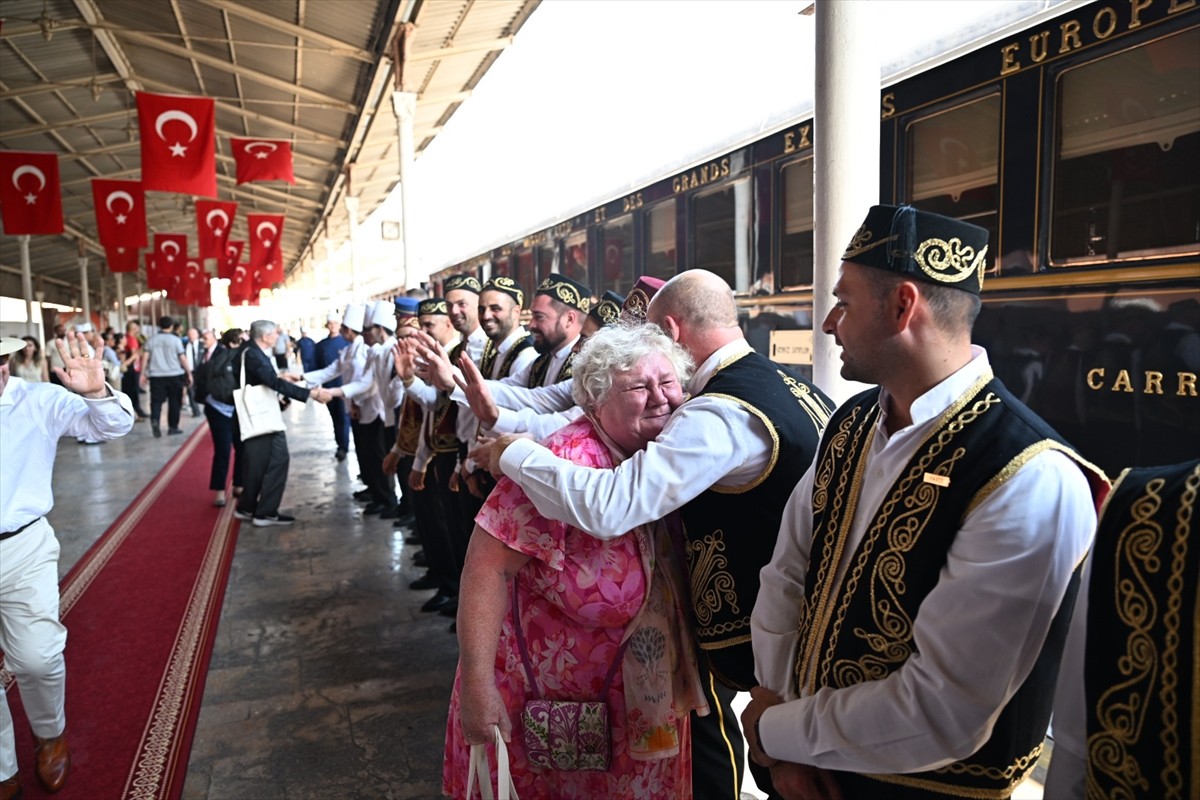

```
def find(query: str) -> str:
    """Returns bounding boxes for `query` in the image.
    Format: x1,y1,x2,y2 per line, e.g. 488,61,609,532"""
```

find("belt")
0,517,43,542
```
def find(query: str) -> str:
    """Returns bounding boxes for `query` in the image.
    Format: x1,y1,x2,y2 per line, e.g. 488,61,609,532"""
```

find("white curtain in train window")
908,95,1000,205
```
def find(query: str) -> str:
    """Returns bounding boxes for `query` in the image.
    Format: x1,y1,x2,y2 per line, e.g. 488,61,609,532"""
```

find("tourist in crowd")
120,320,147,420
0,333,135,798
233,320,331,527
742,205,1108,799
140,316,190,438
182,327,202,418
296,327,317,373
446,323,707,799
7,336,49,383
195,329,244,508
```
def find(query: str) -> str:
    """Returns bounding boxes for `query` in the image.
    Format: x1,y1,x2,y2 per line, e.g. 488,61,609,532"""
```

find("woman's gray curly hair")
570,322,694,413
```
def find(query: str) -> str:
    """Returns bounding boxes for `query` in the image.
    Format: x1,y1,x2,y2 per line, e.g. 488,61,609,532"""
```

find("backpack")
201,345,239,404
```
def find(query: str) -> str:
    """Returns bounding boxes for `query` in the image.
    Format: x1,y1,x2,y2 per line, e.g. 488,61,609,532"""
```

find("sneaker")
253,514,296,527
335,449,347,462
353,489,373,502
167,428,183,435
151,424,161,438
233,508,254,521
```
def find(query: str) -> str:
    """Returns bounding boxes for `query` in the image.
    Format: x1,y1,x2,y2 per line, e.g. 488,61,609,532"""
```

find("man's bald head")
648,269,738,331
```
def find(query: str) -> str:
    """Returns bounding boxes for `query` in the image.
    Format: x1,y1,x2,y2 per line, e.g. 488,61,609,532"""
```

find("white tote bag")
233,353,286,441
465,725,519,800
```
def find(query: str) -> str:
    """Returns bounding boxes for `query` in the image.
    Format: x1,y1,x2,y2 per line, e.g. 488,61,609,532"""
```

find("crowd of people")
2,203,1194,800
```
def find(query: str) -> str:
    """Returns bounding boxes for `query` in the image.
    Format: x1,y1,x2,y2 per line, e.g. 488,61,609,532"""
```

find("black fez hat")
443,273,482,295
588,290,625,327
842,205,989,295
418,297,448,316
536,273,591,314
481,276,524,307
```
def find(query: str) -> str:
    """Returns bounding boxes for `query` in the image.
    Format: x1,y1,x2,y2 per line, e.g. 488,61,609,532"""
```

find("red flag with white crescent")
218,239,244,280
91,179,147,249
228,263,257,305
145,252,171,291
0,150,64,235
231,138,295,184
152,232,188,280
137,92,217,197
105,246,139,273
247,213,284,283
195,199,237,259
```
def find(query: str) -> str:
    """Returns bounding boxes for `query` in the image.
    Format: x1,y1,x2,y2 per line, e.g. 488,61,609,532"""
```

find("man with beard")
520,274,589,389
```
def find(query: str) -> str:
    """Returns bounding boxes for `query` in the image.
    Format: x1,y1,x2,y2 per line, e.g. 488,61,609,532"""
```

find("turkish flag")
0,151,64,235
152,233,188,281
228,264,256,305
195,199,237,259
137,92,217,197
231,138,295,184
247,213,284,283
105,246,140,273
172,258,210,305
91,179,147,249
145,252,170,291
218,239,243,279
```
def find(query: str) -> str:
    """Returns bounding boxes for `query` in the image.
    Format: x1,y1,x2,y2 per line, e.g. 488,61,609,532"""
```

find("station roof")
0,0,540,306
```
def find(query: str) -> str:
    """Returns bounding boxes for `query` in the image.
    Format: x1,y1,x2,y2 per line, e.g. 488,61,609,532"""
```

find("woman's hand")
459,676,511,745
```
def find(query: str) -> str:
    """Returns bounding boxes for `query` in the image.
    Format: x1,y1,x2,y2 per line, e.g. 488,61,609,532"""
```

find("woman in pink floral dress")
444,324,709,799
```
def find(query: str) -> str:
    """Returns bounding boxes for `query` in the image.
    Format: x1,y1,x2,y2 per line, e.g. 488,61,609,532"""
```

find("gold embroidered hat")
443,273,482,295
417,298,448,316
588,290,625,327
393,296,420,329
842,205,989,295
481,276,524,307
621,276,666,321
536,273,591,314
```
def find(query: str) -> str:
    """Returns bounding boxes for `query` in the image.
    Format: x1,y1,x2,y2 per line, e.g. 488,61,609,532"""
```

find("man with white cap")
302,303,372,484
314,310,351,461
0,333,135,798
353,299,400,517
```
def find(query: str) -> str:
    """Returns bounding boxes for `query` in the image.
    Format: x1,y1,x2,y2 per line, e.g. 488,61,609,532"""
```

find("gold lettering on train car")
594,208,606,223
784,126,812,154
1129,0,1154,27
881,93,895,119
1144,371,1164,394
720,157,730,178
1029,30,1051,63
622,192,644,213
1180,372,1198,397
1087,368,1105,389
1000,41,1022,75
1111,369,1134,392
1169,0,1197,14
1093,7,1119,37
1059,19,1083,53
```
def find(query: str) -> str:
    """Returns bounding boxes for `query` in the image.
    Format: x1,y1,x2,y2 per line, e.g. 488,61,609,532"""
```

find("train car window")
601,215,635,295
692,179,753,293
539,243,558,284
492,255,511,278
564,231,588,286
516,250,536,307
780,158,815,290
644,201,677,281
906,94,1000,262
1052,28,1200,264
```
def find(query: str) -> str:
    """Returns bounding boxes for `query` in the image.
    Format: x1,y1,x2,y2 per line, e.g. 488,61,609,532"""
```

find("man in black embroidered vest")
743,205,1110,800
524,273,589,389
486,269,834,800
1043,457,1200,800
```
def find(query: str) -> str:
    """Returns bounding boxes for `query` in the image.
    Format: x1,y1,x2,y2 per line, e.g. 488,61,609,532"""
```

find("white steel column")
19,235,35,337
393,91,417,290
813,0,880,404
78,253,91,326
116,273,126,330
344,195,361,296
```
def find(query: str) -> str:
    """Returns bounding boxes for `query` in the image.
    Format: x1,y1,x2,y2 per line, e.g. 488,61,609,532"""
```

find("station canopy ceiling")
0,0,540,307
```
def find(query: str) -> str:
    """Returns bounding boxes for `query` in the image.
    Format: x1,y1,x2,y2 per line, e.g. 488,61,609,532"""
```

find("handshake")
279,372,333,404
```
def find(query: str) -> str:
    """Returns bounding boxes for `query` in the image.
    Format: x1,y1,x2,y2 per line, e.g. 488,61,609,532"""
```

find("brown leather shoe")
0,773,22,800
33,734,69,793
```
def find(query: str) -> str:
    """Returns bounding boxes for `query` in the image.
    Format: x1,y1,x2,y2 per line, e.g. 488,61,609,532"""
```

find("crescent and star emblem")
12,164,47,205
160,240,181,262
245,141,277,161
256,220,277,247
206,208,229,237
155,110,199,158
105,190,134,224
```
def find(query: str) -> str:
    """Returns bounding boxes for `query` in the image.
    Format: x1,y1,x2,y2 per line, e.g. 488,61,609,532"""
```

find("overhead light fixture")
37,0,57,41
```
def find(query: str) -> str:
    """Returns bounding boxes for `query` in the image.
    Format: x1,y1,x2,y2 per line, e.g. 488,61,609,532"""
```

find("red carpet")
3,426,239,799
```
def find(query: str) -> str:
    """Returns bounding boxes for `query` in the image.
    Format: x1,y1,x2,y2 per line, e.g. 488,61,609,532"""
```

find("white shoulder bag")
233,353,287,441
465,725,519,800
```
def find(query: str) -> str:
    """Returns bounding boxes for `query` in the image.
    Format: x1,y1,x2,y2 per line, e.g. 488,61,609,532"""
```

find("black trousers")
396,454,415,514
204,405,242,491
423,451,462,596
325,395,350,453
352,418,394,506
692,662,748,800
238,430,290,519
149,374,184,429
122,369,146,416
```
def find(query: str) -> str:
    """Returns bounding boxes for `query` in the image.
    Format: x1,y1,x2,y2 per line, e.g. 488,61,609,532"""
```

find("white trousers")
0,518,67,781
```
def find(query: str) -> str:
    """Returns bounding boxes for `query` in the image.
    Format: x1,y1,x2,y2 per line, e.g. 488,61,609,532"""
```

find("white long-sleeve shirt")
303,337,370,400
1,377,135,531
497,339,773,537
751,348,1097,774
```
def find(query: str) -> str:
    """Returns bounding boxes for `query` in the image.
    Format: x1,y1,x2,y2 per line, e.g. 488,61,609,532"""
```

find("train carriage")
428,0,1199,475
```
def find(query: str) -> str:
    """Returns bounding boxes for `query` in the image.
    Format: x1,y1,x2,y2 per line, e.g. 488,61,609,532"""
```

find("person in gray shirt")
139,316,190,438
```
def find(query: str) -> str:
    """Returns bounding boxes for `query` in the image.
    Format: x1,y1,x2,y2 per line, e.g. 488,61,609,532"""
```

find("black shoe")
420,593,454,613
378,505,401,519
335,449,347,462
233,508,254,521
409,573,439,591
167,428,183,435
393,512,416,528
363,502,388,515
403,534,421,545
152,424,161,438
253,514,296,527
413,551,428,568
438,599,459,617
353,489,372,502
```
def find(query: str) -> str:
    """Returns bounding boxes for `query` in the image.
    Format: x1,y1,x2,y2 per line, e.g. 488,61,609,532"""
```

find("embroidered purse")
511,581,628,771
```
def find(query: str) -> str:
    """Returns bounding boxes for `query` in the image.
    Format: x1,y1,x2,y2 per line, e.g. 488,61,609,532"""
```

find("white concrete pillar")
813,0,880,405
115,273,126,331
393,90,418,290
19,235,35,337
33,291,45,349
79,254,91,326
344,195,361,296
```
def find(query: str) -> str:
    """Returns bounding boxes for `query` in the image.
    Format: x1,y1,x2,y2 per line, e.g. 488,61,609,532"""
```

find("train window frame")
643,198,678,282
599,213,636,296
777,155,816,293
689,176,754,294
1047,25,1200,268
